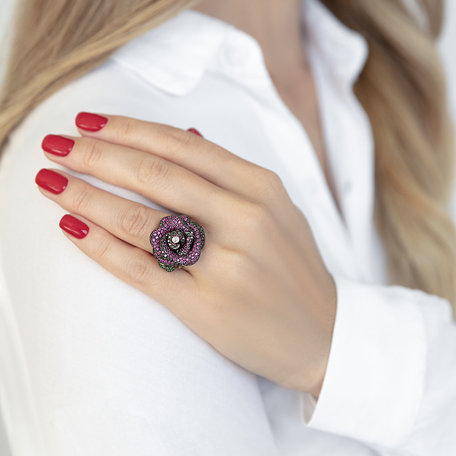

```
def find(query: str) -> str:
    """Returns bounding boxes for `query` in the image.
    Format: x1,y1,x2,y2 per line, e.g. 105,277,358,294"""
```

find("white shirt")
1,0,455,454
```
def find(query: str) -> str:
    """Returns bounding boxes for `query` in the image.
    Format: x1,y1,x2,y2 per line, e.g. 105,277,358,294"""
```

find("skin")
37,114,337,399
192,0,343,216
36,1,339,399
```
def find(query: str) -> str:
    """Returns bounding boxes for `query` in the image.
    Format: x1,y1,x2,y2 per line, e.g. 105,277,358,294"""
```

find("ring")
149,214,206,272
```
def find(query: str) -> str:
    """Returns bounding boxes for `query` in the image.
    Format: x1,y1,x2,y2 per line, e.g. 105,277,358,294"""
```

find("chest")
188,69,382,283
104,56,386,284
272,66,343,219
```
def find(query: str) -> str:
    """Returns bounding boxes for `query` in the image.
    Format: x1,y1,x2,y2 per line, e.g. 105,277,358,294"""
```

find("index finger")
74,112,278,203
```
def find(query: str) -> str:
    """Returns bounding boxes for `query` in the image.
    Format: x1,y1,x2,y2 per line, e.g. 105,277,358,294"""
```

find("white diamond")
172,236,180,244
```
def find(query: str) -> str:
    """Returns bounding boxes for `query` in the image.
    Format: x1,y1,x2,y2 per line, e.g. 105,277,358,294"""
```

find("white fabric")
0,0,455,454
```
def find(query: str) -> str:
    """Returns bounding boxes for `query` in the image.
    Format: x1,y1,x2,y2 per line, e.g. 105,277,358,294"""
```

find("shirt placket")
212,26,371,281
308,44,378,283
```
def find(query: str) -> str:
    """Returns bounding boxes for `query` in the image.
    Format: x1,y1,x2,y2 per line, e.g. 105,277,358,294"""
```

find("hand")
35,112,337,398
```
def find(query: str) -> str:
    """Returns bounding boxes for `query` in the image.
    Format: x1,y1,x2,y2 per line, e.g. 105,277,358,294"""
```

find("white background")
0,1,455,454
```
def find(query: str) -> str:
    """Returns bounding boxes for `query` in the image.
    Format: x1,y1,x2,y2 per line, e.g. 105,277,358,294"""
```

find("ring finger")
34,167,209,263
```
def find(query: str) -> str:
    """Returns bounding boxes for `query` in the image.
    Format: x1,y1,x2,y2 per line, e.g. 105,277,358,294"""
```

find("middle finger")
41,135,235,230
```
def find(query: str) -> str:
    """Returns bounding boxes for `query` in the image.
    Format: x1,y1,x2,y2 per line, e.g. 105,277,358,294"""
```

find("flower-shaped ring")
149,214,206,272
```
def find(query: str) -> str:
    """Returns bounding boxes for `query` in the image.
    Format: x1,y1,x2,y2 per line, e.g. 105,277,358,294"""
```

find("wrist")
307,273,337,398
282,272,336,395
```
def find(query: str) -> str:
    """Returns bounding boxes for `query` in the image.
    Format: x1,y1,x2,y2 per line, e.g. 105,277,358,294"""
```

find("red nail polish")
59,214,89,239
41,134,74,156
187,127,203,137
35,168,68,194
75,112,108,131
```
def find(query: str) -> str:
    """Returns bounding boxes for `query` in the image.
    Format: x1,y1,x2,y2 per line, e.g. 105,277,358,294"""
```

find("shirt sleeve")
300,274,456,455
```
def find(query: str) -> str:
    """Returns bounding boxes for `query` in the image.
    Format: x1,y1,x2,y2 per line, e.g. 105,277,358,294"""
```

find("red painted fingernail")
75,112,108,131
59,214,89,239
41,134,74,156
35,168,68,194
187,127,203,137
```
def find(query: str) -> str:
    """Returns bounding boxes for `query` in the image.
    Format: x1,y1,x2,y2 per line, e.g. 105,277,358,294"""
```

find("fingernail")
41,134,74,156
75,112,108,131
59,214,89,239
35,168,68,194
187,127,203,137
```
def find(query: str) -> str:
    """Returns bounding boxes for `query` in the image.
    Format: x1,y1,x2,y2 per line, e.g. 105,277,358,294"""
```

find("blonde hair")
322,0,456,317
1,0,455,317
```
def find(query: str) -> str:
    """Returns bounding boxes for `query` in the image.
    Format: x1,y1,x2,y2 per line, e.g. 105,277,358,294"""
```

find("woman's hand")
35,112,337,398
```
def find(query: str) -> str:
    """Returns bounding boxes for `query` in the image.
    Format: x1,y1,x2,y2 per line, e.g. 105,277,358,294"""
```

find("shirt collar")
110,0,368,96
110,9,233,96
303,0,369,87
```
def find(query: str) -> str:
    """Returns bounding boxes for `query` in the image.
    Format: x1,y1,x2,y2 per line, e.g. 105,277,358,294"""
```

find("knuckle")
264,169,283,189
115,116,135,142
169,128,196,148
125,254,151,285
215,248,254,295
71,185,92,212
240,200,272,232
92,233,110,260
119,204,152,238
257,168,284,200
136,156,169,185
81,139,104,169
225,248,249,274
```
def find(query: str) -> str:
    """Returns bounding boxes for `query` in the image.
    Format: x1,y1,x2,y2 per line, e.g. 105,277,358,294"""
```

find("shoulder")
0,57,183,314
0,60,274,456
5,57,185,155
